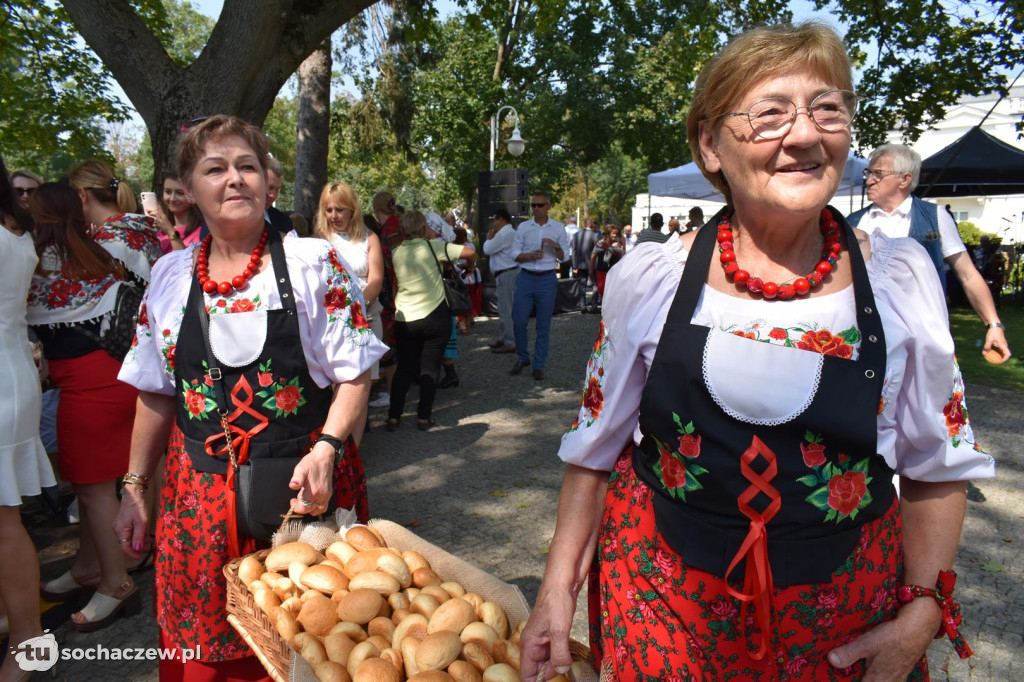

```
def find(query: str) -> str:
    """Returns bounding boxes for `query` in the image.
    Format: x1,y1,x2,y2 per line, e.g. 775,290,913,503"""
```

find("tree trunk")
60,0,374,187
493,0,528,82
293,40,332,222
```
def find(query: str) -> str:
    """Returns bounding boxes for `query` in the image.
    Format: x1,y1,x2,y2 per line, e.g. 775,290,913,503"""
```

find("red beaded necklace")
717,209,841,300
196,228,269,296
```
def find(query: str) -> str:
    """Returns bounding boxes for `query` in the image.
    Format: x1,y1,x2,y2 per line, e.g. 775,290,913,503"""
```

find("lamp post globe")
506,125,526,157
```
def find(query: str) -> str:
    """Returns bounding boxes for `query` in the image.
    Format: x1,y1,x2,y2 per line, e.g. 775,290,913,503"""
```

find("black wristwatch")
314,433,346,465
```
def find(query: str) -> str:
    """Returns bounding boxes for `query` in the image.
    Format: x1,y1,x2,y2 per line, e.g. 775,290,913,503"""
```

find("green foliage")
264,96,299,209
957,220,985,247
1,0,126,170
159,0,215,66
948,306,1024,392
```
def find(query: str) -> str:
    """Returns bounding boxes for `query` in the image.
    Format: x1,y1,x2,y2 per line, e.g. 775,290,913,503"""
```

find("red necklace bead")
718,209,841,300
196,229,269,297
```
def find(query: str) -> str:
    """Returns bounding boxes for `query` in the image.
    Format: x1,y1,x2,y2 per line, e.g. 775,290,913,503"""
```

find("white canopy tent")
646,151,870,212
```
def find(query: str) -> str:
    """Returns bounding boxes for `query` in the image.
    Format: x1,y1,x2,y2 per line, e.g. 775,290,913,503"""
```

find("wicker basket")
223,549,291,681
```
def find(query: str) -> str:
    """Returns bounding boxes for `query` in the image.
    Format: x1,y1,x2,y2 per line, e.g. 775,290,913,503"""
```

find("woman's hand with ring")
289,441,335,514
113,484,151,558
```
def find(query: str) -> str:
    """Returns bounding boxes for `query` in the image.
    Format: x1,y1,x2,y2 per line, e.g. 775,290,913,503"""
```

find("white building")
634,86,1024,241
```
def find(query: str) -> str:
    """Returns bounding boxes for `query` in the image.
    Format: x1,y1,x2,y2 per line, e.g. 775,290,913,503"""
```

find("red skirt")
595,270,609,296
588,448,928,680
47,349,137,484
468,282,483,317
154,424,368,664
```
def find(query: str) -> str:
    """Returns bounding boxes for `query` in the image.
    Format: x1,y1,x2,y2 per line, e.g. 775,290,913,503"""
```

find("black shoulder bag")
427,241,472,316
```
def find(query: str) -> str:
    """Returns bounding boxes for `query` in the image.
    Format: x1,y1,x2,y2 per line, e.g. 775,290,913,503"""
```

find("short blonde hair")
314,182,366,243
400,210,428,239
67,159,138,213
687,22,853,202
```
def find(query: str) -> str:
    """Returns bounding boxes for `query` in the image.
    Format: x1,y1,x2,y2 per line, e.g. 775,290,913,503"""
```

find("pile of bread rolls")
236,525,573,682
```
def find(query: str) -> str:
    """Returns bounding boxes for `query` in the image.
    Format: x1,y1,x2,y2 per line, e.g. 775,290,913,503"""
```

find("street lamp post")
490,105,525,171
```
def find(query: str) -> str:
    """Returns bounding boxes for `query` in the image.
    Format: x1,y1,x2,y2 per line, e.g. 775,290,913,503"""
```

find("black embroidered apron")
173,228,332,553
632,207,896,658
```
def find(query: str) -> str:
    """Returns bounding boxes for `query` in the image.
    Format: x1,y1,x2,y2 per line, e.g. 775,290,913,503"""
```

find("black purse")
428,241,472,316
79,280,144,360
193,241,334,541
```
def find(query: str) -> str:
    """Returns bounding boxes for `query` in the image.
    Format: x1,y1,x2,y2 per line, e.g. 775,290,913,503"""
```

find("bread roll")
273,577,298,601
376,553,413,588
353,657,401,682
346,640,381,678
427,597,476,635
337,589,385,625
253,588,281,616
402,550,431,573
325,632,358,665
491,640,519,671
367,635,392,652
266,542,321,572
289,561,309,590
295,632,329,666
391,608,413,625
415,631,461,671
459,623,498,650
299,594,340,636
379,647,403,673
408,672,454,682
346,525,385,551
477,603,508,639
400,636,422,677
388,592,411,612
508,620,526,645
349,571,401,596
302,564,350,595
419,585,451,604
302,588,325,603
326,540,359,566
448,660,483,682
412,567,443,588
345,549,391,579
281,596,303,617
459,642,494,672
481,663,518,682
461,593,484,611
368,616,397,641
410,594,440,619
392,613,428,648
440,582,466,599
261,571,284,589
330,621,369,642
405,587,421,601
315,660,352,682
322,560,346,573
275,610,301,644
238,555,264,587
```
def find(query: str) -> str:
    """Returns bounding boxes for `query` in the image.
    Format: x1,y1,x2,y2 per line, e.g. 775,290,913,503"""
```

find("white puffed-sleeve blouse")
119,233,388,394
559,229,996,483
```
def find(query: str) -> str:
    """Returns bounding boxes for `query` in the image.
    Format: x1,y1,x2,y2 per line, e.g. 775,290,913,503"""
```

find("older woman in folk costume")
114,116,386,681
521,23,993,681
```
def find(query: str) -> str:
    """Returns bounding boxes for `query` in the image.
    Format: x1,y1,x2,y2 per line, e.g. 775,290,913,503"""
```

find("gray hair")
869,144,921,192
266,154,283,178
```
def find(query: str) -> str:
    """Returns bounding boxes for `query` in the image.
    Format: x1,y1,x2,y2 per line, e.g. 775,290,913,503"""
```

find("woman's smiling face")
700,69,851,222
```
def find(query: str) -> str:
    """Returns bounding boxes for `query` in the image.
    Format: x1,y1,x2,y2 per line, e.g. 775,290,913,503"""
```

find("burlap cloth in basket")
280,518,601,682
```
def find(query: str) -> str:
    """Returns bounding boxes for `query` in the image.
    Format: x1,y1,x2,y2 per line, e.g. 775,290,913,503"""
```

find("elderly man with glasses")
509,192,570,380
848,143,1010,363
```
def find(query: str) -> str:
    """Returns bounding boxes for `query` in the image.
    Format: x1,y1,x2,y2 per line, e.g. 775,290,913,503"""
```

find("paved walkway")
12,311,1023,680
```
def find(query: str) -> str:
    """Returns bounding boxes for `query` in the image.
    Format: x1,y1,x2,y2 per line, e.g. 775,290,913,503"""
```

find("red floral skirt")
155,424,369,663
588,448,927,681
48,350,137,484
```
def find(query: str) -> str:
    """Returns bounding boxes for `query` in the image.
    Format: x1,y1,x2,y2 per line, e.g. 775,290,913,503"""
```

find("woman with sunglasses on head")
522,22,992,681
0,157,56,682
113,116,386,680
149,172,203,254
26,177,159,634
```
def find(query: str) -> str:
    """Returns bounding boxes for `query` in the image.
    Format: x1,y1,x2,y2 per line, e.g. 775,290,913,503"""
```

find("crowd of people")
0,19,1013,682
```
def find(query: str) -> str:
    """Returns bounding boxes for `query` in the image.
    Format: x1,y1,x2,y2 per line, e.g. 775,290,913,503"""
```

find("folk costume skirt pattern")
154,424,369,663
588,449,928,681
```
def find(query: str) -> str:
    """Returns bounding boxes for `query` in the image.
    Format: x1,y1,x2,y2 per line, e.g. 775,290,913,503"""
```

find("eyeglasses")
530,203,548,208
14,187,36,196
713,90,858,140
862,168,902,181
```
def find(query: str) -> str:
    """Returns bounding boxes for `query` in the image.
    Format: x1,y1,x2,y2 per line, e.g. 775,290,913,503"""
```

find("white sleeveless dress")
0,227,55,505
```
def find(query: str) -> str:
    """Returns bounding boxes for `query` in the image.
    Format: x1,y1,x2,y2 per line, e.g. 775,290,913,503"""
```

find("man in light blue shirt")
509,192,569,380
483,208,518,353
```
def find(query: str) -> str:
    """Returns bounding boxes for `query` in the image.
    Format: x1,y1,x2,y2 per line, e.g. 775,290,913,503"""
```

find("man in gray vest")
848,144,1009,363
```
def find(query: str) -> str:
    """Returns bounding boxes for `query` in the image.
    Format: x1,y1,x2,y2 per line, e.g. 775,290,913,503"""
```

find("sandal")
70,576,141,633
40,570,100,602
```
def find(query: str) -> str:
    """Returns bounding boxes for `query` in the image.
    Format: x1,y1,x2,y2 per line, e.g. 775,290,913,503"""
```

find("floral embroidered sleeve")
288,237,388,387
558,241,684,471
870,234,995,481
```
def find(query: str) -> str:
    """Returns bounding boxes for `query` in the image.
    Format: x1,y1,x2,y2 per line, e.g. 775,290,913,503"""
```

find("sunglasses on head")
181,116,210,132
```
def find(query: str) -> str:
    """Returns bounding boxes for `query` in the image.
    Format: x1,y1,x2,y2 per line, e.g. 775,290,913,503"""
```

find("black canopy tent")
916,126,1024,198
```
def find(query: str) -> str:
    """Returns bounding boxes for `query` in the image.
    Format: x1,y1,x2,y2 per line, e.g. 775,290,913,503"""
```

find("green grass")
949,304,1024,393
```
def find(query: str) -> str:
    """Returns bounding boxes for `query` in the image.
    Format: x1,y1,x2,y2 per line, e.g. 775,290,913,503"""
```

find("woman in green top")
387,210,475,431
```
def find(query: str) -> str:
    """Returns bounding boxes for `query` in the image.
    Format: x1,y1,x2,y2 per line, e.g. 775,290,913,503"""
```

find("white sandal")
70,577,141,633
40,570,99,602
